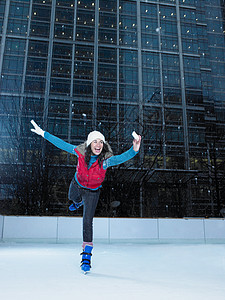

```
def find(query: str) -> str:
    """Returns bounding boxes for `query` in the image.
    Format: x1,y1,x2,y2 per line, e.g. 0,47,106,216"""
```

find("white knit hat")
86,131,105,146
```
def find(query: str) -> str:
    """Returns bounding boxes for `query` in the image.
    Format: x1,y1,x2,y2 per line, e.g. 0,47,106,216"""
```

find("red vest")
74,148,107,189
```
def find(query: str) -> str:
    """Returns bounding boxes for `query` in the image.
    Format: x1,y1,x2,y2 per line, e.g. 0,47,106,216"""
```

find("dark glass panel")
143,87,161,104
77,9,95,26
142,52,159,68
187,111,205,126
99,47,117,63
119,84,138,102
99,0,117,12
0,1,6,20
51,60,71,78
30,21,50,37
159,5,177,22
2,56,24,74
26,57,47,76
143,52,160,89
141,34,158,49
71,119,89,141
71,101,93,120
119,66,138,84
75,45,94,61
119,0,137,15
163,70,181,87
186,90,203,105
97,82,117,99
52,43,72,59
99,12,117,29
141,18,158,34
54,24,73,39
7,19,28,36
73,80,93,97
33,0,52,4
162,54,180,87
161,36,178,51
98,29,117,44
24,76,46,92
160,21,178,36
97,102,117,122
120,31,137,46
189,128,205,144
49,99,69,117
31,4,51,22
76,26,95,42
74,61,94,80
181,23,198,39
28,40,48,57
50,78,71,95
22,97,44,116
77,0,95,10
9,1,29,19
4,38,26,55
159,0,176,3
140,3,157,18
119,104,138,124
0,19,3,34
0,96,20,114
183,56,200,71
165,108,183,126
180,8,197,23
182,38,198,54
184,73,201,89
56,0,75,8
0,75,22,92
119,104,138,139
143,69,160,86
71,101,92,139
179,0,196,6
164,89,182,105
55,7,74,24
166,126,184,143
120,49,138,66
166,146,185,169
98,64,117,82
47,118,69,139
120,15,137,31
144,106,161,128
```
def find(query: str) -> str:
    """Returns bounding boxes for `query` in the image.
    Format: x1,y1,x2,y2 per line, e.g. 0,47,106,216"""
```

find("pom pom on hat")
86,131,105,146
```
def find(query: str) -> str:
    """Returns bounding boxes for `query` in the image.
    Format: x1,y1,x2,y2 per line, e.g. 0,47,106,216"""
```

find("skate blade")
83,270,90,275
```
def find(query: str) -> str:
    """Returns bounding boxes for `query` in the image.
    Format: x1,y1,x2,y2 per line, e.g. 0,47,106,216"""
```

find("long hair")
85,143,113,167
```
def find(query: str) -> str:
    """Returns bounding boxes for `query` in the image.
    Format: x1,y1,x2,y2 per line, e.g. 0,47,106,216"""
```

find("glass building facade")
0,0,225,217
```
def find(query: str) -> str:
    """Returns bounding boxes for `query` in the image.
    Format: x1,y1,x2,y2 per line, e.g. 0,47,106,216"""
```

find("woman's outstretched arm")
30,120,77,155
103,135,141,169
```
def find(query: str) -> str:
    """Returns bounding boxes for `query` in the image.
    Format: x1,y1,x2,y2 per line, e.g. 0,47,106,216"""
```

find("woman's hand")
133,135,141,152
30,120,45,137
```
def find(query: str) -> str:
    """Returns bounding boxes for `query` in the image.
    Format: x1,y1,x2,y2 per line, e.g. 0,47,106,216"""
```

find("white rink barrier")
0,215,225,243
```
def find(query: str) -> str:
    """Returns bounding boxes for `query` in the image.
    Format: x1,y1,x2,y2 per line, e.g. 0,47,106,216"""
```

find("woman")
30,120,141,273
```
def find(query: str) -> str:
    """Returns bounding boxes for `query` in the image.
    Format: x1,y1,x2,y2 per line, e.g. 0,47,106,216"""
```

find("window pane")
50,78,71,95
73,80,93,97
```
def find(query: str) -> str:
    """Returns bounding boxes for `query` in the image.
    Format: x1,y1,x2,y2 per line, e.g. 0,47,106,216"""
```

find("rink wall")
0,215,225,243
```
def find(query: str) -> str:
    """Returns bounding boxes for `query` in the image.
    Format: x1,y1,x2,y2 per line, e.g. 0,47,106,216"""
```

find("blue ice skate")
69,201,84,211
80,245,93,274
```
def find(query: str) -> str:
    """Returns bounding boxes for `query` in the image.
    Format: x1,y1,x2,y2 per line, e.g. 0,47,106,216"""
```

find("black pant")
68,178,100,243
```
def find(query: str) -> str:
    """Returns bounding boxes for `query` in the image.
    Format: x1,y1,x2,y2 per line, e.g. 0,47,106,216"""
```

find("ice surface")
0,242,225,300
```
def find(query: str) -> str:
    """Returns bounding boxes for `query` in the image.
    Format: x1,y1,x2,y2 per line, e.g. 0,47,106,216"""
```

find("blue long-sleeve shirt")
44,132,138,189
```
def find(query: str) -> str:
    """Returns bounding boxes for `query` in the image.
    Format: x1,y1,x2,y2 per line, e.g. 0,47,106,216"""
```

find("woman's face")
90,139,104,155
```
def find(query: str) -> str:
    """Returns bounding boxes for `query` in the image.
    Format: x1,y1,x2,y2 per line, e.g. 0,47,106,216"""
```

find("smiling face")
90,139,104,155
